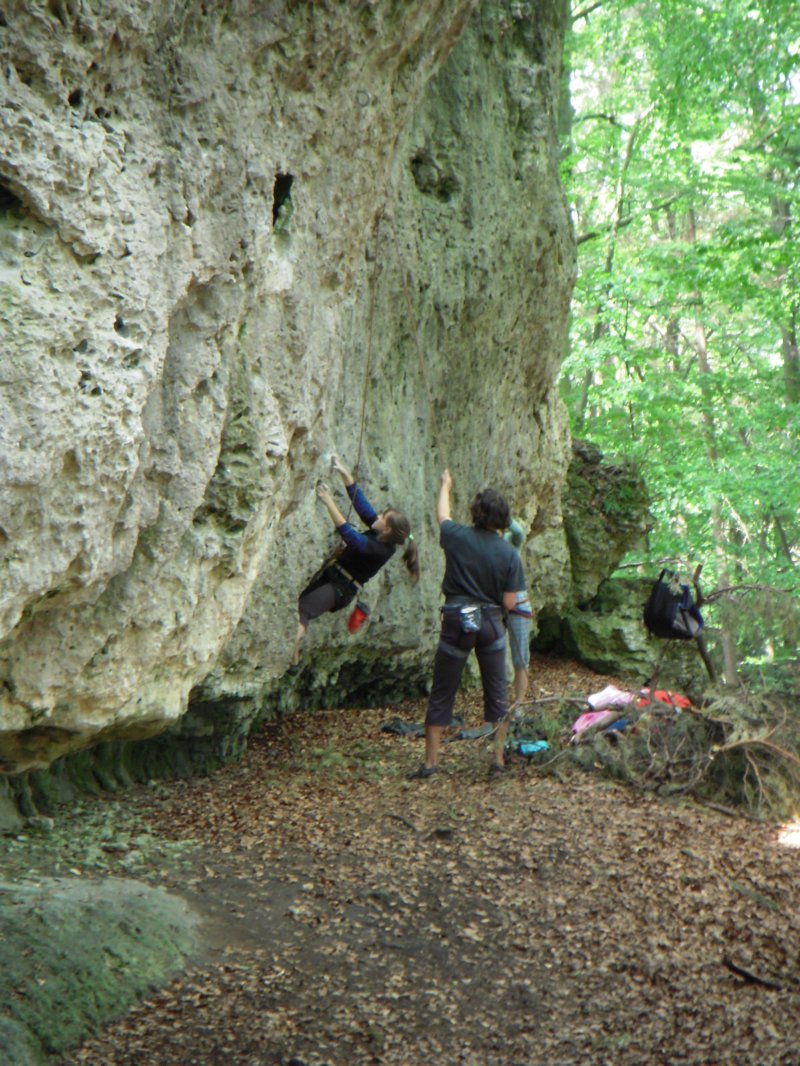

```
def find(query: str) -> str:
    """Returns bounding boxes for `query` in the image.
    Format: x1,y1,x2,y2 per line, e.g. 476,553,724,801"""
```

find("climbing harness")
332,562,363,591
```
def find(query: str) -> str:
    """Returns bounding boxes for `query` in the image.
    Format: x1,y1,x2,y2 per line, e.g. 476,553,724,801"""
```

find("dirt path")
63,657,800,1066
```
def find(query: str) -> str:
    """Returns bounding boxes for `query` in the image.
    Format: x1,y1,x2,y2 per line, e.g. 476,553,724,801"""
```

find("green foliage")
561,0,800,679
0,794,199,885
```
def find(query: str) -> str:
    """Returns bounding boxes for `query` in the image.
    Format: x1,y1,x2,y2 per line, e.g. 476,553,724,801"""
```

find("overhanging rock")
0,1,576,771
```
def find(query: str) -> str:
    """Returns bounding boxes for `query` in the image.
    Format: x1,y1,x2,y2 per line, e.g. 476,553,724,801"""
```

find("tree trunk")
687,205,739,685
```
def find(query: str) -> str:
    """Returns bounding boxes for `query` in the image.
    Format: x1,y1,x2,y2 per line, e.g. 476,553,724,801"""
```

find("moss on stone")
536,576,713,697
7,695,261,818
563,440,653,605
0,1016,43,1066
259,646,433,721
0,877,197,1057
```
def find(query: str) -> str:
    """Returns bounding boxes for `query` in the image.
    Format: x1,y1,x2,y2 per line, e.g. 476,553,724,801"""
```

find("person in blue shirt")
290,454,418,670
410,469,526,779
504,518,534,707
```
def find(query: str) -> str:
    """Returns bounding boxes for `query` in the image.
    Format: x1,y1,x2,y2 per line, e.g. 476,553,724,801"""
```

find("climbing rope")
327,207,385,534
339,192,532,684
336,196,446,520
352,207,384,487
387,205,447,470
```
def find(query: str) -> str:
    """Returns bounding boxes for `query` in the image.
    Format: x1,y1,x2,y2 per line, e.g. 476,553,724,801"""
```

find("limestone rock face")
0,1,575,772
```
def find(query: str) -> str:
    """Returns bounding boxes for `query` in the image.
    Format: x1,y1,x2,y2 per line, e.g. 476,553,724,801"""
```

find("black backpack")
643,569,704,640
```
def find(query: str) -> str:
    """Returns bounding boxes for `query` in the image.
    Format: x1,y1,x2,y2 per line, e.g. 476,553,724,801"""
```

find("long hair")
384,510,420,582
470,489,510,532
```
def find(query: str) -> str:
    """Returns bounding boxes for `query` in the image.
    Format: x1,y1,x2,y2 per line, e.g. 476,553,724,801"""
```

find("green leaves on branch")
561,0,800,671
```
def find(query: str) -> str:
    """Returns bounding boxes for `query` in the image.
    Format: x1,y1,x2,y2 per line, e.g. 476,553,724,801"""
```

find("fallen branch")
730,880,780,913
723,956,783,991
696,801,742,819
529,747,574,772
385,814,455,843
713,738,800,768
513,696,588,709
681,848,710,867
386,813,419,835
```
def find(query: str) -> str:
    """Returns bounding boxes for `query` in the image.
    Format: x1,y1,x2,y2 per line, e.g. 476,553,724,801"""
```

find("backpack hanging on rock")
643,569,704,640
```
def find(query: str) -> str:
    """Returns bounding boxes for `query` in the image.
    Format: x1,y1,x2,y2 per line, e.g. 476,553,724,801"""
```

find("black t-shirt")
336,534,395,585
439,520,525,605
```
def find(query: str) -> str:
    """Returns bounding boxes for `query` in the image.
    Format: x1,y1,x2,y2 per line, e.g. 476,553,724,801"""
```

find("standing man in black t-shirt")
410,470,526,780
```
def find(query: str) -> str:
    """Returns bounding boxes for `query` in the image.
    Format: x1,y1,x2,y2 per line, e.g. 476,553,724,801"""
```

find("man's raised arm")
436,469,453,526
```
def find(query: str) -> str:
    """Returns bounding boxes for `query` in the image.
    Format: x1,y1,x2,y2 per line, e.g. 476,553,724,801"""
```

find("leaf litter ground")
62,655,800,1066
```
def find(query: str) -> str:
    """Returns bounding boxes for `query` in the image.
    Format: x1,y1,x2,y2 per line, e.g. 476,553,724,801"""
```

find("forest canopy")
559,0,800,678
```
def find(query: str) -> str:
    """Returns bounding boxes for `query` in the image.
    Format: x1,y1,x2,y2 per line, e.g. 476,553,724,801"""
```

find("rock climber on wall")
289,454,419,672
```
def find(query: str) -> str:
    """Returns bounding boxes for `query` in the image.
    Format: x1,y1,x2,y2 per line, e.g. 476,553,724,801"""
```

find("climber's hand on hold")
331,454,354,485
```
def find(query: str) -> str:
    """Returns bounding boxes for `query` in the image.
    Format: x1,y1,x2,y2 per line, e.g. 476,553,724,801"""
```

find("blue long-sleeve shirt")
337,484,378,546
332,483,395,585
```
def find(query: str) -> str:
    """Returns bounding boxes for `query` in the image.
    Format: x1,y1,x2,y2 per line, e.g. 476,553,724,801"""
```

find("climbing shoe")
408,764,438,780
488,762,512,778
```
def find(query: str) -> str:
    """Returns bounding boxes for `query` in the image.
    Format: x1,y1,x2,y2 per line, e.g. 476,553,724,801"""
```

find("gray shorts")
507,611,531,669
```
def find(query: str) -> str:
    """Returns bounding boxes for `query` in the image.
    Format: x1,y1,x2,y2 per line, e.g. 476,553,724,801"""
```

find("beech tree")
561,0,800,678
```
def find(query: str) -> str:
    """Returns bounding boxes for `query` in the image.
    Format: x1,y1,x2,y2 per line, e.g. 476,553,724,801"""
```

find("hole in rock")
62,449,80,476
0,182,22,212
46,0,68,26
272,172,294,228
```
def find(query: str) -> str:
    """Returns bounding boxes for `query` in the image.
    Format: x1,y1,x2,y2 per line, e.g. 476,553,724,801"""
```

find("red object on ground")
636,689,692,709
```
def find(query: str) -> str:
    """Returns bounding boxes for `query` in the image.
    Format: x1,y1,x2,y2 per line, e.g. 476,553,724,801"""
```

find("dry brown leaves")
63,655,800,1066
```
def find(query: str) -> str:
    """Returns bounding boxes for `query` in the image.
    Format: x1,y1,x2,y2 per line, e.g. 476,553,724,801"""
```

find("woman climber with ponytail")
289,454,419,671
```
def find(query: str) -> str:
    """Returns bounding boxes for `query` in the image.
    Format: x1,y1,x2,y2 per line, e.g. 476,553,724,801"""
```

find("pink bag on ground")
571,709,616,735
586,684,637,711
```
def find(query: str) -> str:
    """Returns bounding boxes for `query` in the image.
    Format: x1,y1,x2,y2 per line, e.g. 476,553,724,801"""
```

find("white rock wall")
0,0,574,771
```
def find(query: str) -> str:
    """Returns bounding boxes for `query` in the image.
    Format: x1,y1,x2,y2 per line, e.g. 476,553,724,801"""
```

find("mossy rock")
563,440,653,605
0,877,197,1058
538,577,713,698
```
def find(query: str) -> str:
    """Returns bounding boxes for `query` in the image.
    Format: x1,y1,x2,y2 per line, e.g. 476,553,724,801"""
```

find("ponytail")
402,535,420,583
385,511,420,583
